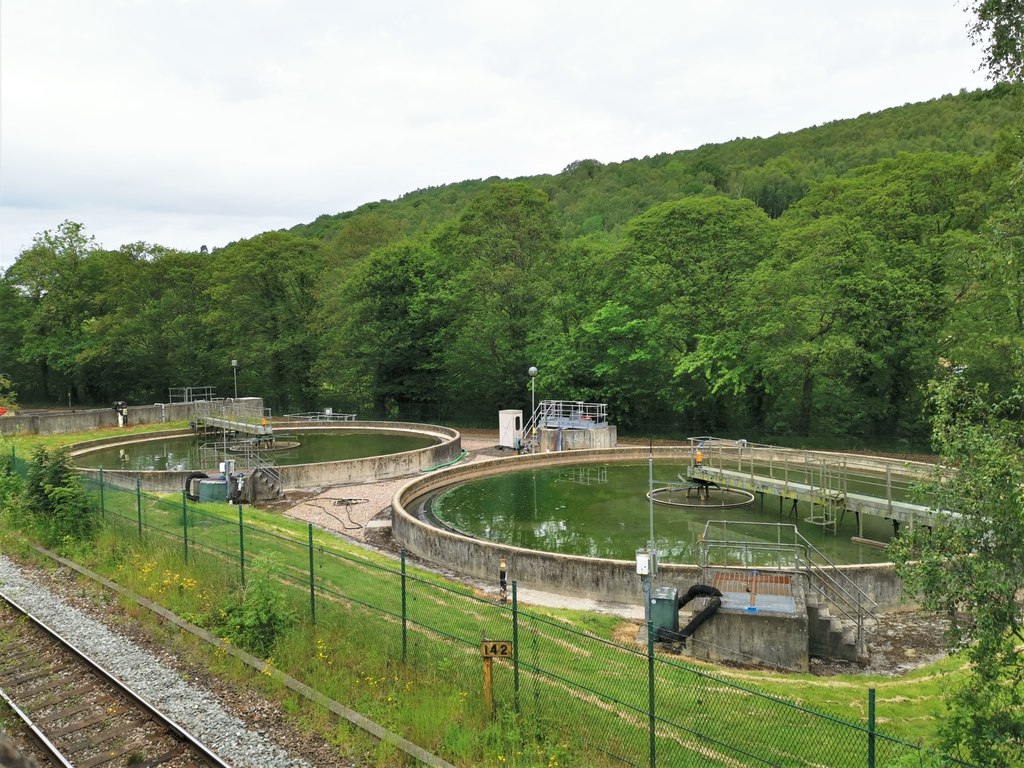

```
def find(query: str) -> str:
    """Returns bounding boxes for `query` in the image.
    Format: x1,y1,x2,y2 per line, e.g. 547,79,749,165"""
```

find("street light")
231,360,238,399
528,366,538,419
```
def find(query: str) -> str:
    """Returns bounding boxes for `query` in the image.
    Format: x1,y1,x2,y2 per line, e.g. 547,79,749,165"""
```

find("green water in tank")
76,432,438,471
428,462,897,565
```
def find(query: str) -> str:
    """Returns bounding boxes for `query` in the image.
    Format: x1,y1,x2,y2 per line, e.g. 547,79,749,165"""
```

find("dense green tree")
23,446,97,545
614,196,776,427
315,237,450,416
734,157,810,218
0,279,29,404
4,221,100,404
204,232,327,412
540,301,667,428
782,152,990,247
72,243,176,403
890,378,1024,765
431,183,560,415
683,216,944,439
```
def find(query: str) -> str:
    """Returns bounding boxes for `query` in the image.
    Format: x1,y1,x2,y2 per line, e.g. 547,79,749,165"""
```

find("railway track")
0,591,233,768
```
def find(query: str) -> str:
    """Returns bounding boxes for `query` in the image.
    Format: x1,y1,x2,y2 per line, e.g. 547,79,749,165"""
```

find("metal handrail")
281,411,357,422
520,400,608,452
699,539,808,571
700,520,878,647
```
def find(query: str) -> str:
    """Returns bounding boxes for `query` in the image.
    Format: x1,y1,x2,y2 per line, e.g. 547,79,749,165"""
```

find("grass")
0,426,963,767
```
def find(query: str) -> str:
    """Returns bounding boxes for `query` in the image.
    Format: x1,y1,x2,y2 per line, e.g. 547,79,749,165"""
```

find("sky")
0,1,992,270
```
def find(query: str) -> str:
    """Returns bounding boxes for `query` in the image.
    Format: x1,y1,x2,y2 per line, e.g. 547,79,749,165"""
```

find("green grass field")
0,427,964,767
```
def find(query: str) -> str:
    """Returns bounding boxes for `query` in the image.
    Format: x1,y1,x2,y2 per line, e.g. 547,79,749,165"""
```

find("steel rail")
0,589,234,768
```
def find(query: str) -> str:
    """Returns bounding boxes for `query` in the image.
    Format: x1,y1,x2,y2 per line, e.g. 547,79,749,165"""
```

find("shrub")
22,446,98,545
214,556,297,657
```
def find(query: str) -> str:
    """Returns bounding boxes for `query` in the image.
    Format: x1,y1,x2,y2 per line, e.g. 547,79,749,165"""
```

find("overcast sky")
0,1,991,270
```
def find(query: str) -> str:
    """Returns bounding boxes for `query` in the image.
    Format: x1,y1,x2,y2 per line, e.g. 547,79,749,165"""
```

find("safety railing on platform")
520,400,608,452
688,436,941,534
699,521,878,649
168,386,216,403
281,410,357,422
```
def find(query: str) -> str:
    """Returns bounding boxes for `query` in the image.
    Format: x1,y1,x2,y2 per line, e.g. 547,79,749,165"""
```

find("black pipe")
678,597,722,646
678,584,723,609
184,472,209,502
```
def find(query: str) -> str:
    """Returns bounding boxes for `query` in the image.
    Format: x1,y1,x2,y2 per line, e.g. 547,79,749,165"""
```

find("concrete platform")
688,570,809,672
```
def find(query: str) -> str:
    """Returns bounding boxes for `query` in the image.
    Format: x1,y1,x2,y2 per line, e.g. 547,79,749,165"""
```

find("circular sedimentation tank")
74,430,439,470
393,446,927,606
410,460,892,565
71,422,462,492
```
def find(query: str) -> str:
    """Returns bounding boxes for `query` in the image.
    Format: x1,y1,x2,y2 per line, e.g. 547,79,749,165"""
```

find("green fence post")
512,581,520,713
308,523,316,625
136,479,142,539
868,687,876,768
648,621,656,768
99,467,105,516
239,506,246,588
401,549,407,662
182,491,189,564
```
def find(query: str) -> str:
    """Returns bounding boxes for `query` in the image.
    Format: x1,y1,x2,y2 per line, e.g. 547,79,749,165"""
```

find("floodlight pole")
528,366,538,420
231,359,238,399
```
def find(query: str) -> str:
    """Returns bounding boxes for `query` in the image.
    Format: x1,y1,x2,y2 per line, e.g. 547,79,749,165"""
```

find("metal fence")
6,449,969,768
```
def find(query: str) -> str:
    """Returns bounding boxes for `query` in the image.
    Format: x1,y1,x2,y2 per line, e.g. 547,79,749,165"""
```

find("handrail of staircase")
700,521,877,645
797,535,878,644
520,400,558,451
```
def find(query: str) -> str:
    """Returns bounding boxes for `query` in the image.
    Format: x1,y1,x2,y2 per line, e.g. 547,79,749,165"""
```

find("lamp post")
528,366,538,419
231,360,238,399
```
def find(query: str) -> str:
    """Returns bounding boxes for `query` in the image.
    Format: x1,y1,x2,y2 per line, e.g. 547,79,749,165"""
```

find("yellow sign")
481,640,514,658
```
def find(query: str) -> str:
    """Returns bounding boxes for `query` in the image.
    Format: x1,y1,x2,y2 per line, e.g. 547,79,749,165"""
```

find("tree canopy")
890,378,1024,765
965,0,1024,82
0,86,1021,446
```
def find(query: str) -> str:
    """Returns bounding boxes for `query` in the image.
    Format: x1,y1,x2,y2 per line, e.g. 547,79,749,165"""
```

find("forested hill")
2,84,1022,449
291,85,1021,243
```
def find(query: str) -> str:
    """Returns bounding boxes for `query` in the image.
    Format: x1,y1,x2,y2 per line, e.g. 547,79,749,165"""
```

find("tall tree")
616,195,775,427
5,221,99,404
432,183,560,414
315,237,449,416
890,378,1024,766
204,232,327,411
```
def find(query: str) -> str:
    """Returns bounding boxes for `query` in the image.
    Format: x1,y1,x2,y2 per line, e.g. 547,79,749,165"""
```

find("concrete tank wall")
274,422,461,488
70,422,461,493
537,425,617,452
0,400,261,436
391,448,910,609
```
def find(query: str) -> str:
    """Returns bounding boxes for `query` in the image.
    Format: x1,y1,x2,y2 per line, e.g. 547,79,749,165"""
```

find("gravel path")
279,431,507,542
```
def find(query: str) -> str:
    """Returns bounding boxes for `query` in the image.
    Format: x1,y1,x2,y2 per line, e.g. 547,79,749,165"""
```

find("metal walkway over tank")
190,399,273,437
687,437,945,537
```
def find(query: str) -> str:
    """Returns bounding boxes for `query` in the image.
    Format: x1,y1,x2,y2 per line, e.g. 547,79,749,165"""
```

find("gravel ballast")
0,554,313,768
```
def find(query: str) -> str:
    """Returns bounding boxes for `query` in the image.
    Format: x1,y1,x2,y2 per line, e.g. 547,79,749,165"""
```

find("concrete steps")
238,468,284,502
807,592,867,663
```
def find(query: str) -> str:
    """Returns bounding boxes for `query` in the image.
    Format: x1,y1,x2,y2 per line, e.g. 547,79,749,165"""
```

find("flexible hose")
420,450,469,472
